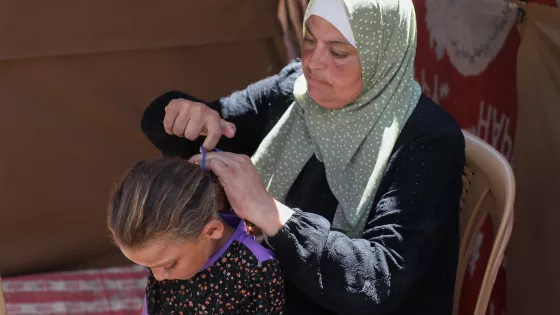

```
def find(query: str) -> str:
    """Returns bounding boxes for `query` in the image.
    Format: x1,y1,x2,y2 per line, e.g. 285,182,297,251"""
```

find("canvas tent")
0,0,286,276
1,0,560,314
509,3,560,315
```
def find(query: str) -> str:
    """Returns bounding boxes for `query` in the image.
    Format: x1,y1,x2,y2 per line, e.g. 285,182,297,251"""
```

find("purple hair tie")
200,146,222,170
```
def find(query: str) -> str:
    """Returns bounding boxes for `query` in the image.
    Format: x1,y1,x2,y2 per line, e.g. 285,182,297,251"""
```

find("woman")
141,0,465,314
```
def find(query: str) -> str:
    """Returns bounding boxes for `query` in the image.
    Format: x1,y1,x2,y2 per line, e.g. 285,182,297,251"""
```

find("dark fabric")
141,59,464,315
146,242,284,314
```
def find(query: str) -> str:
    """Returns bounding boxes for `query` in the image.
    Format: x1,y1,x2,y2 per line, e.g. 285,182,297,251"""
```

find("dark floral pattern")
146,241,284,314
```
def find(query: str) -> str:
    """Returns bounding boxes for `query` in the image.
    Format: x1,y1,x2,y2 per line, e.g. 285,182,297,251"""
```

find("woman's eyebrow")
327,40,352,46
306,25,352,46
306,26,316,37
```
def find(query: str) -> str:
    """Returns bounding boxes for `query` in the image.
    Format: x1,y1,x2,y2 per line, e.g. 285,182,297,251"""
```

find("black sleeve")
140,59,302,158
267,132,465,315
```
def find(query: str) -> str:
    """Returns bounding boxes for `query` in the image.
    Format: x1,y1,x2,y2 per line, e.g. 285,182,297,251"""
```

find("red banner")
413,0,520,161
412,1,559,314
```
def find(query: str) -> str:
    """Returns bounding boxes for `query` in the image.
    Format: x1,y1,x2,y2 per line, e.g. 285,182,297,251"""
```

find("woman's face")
120,219,226,281
302,15,363,109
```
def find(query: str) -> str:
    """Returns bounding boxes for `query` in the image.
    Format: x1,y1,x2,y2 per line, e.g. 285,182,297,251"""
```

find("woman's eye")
304,37,315,44
330,51,348,59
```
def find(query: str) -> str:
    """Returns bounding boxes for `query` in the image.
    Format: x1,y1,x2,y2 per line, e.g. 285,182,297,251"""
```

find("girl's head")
108,157,228,281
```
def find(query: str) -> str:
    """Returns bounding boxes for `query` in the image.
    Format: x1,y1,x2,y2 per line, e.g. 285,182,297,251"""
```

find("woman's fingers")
204,156,231,177
221,120,236,139
162,98,236,150
190,151,280,231
163,104,179,135
189,152,239,169
232,152,253,166
202,114,224,150
189,152,252,183
183,109,204,141
172,109,191,137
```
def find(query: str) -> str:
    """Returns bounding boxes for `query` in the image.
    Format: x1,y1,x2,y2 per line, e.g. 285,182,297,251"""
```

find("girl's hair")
108,157,225,249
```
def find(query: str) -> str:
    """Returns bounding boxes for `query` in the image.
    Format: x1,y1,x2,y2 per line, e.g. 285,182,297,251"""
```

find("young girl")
107,157,284,314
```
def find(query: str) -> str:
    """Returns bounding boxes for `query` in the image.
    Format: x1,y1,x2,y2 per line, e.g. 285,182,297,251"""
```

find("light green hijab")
252,0,422,237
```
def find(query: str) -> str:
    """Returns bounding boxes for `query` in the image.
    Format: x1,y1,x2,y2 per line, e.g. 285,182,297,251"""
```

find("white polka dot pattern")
252,0,422,237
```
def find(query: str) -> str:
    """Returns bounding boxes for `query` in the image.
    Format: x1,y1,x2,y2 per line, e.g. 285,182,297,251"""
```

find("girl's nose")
152,268,166,281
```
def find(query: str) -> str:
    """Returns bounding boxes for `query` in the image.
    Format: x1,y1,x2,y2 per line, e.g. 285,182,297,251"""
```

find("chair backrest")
453,130,515,315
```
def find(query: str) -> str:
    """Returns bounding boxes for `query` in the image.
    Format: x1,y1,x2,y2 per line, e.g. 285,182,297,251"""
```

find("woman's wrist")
251,198,294,236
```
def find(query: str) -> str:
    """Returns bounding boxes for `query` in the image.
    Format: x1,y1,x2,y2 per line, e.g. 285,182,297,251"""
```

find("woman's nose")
307,48,327,71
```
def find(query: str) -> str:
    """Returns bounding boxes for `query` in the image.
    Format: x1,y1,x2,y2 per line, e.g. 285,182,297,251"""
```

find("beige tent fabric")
0,0,284,276
278,0,309,59
0,1,281,59
509,3,560,314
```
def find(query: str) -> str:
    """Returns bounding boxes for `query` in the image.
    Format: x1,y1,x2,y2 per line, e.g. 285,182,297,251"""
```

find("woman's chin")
308,91,345,109
308,88,328,104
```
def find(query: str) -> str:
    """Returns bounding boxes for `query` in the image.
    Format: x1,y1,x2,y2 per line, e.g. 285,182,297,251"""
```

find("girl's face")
120,219,227,280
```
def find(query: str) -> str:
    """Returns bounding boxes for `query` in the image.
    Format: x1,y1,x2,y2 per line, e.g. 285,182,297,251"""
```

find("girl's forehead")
120,239,191,268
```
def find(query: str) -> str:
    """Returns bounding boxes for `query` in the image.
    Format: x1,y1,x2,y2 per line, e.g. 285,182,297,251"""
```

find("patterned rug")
2,265,146,315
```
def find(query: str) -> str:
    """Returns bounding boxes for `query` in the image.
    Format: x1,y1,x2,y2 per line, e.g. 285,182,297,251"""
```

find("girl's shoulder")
219,240,281,283
219,212,277,268
232,233,276,266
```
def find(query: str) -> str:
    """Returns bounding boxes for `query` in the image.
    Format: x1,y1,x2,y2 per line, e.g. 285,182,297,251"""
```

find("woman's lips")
306,75,327,86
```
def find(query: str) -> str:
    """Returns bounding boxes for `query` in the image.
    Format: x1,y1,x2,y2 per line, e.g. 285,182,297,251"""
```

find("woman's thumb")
220,120,236,138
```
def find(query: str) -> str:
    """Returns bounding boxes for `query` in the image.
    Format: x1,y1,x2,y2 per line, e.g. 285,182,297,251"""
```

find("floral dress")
142,214,284,315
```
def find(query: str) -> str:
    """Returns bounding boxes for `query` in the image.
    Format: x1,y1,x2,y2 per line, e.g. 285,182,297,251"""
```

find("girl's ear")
200,219,224,240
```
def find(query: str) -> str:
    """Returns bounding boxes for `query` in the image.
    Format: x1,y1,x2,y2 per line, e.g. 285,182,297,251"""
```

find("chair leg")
473,214,514,315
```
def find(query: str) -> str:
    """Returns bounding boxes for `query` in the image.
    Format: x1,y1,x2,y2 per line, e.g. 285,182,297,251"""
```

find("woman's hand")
164,99,237,150
189,152,294,236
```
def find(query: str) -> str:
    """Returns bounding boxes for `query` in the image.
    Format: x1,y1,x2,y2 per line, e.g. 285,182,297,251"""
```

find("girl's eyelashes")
164,261,177,273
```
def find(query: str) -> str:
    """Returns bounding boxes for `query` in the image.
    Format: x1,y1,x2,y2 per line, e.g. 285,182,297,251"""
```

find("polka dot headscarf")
252,0,422,237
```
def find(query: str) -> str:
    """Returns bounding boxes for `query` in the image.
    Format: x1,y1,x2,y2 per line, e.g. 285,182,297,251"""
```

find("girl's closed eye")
164,261,177,273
